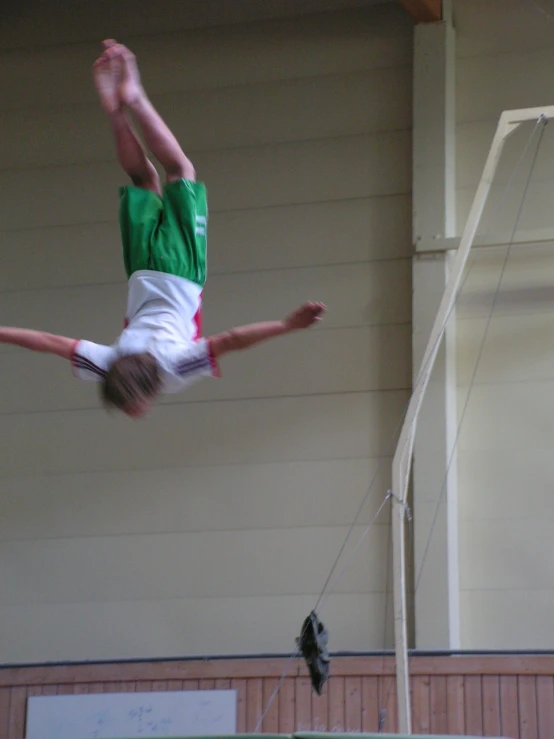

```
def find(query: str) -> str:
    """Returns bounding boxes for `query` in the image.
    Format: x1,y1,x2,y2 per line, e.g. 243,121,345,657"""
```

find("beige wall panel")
456,193,554,245
0,8,411,111
410,500,448,580
0,1,407,51
455,0,554,59
0,325,411,414
457,244,554,320
460,518,554,591
0,68,412,170
457,184,554,245
0,222,122,292
0,260,411,351
205,260,411,331
456,121,496,192
0,592,386,662
207,195,412,271
457,313,554,386
0,458,391,541
0,195,412,292
0,523,390,606
458,449,554,522
0,2,411,662
456,122,554,243
457,185,554,244
458,49,554,124
455,0,554,651
456,120,554,191
0,131,411,229
457,382,554,455
0,131,410,230
461,590,554,650
177,323,411,399
0,391,409,477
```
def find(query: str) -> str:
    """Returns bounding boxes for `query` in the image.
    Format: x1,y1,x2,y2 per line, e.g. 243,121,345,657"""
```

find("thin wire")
375,119,546,723
312,460,399,612
315,115,547,726
400,115,545,488
254,115,547,732
317,492,393,615
413,118,547,597
253,648,302,733
254,492,393,733
316,115,544,618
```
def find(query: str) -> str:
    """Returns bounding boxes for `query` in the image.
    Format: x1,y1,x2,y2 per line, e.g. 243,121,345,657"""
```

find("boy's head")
101,352,161,418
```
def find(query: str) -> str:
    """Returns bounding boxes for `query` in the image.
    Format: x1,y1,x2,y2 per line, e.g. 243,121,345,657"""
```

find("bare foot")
118,45,146,108
92,44,121,114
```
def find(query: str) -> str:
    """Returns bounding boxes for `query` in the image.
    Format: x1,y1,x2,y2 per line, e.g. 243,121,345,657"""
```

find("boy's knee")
130,160,161,193
131,172,161,194
166,157,196,182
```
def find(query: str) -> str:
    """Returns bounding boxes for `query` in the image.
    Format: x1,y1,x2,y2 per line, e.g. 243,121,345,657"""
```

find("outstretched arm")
0,327,75,360
208,302,325,359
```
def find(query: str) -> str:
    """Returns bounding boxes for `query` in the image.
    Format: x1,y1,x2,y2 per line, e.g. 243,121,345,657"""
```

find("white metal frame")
391,105,554,734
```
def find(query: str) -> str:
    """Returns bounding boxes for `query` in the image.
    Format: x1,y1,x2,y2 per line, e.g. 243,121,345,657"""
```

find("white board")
26,689,237,739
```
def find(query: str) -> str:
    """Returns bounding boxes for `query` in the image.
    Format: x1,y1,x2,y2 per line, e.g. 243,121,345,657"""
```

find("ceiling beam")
397,0,442,22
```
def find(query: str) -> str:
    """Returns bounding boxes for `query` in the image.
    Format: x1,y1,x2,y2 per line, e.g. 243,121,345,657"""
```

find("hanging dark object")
296,611,330,695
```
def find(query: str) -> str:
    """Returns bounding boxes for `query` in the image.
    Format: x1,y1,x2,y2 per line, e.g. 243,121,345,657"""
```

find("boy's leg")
103,41,196,183
93,43,161,193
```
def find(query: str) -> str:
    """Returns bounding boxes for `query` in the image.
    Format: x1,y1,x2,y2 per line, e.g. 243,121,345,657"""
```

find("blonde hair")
100,352,161,412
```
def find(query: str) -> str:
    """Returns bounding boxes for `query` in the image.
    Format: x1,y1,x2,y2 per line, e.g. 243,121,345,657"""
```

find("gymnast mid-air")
0,40,325,418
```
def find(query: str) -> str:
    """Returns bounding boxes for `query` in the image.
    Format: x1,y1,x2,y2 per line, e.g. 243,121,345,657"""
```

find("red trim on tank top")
193,292,203,339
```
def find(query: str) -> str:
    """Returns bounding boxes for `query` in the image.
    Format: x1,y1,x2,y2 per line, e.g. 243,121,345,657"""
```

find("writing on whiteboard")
26,689,237,739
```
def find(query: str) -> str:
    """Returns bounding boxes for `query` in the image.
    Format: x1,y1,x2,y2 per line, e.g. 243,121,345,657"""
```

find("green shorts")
118,179,208,286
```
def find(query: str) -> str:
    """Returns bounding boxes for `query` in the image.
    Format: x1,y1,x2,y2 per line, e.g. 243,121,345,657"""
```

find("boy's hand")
284,301,326,331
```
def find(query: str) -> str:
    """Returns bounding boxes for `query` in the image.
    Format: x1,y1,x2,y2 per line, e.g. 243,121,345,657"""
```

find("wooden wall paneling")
277,677,295,734
446,674,465,735
411,675,430,734
383,676,398,734
500,675,520,739
261,678,279,733
482,675,501,737
344,676,362,732
3,656,554,735
430,675,448,734
295,676,312,731
7,686,26,739
536,675,554,739
246,678,263,732
0,687,10,737
361,676,380,733
328,676,345,731
232,678,248,733
464,675,483,736
312,682,328,733
519,676,538,739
